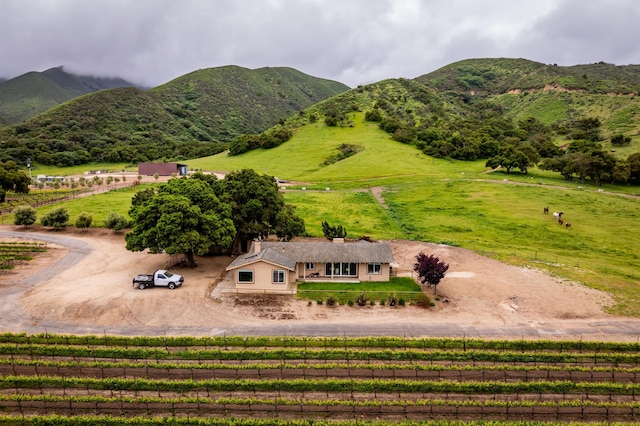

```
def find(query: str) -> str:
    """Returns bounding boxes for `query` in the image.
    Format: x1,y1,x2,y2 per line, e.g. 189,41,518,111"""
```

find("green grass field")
2,184,159,227
296,277,423,304
10,113,640,316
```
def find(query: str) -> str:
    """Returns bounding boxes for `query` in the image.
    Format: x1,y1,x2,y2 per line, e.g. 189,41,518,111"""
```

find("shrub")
355,292,367,307
41,207,69,230
364,108,383,122
307,301,312,306
104,212,130,232
326,294,338,307
413,293,432,308
321,220,347,240
13,206,36,227
387,294,399,307
611,134,631,146
75,212,93,231
347,299,354,307
398,298,406,307
380,299,385,306
316,300,323,305
369,299,375,306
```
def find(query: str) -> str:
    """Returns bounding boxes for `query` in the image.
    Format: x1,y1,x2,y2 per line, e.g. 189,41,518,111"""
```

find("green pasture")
283,190,400,239
5,112,639,316
293,180,639,315
187,113,476,184
2,184,158,227
296,277,423,304
187,113,640,196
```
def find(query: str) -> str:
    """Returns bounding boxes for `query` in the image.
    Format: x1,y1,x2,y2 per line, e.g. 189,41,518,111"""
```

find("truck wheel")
168,282,176,290
138,283,145,290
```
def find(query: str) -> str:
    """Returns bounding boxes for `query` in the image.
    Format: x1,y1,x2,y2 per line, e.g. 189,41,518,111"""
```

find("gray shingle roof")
226,247,297,271
226,240,395,271
265,240,395,263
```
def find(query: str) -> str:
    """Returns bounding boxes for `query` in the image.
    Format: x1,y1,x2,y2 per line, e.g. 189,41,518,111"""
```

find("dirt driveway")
1,225,637,341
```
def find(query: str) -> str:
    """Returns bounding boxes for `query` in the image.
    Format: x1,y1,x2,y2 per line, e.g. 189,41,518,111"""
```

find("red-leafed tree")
413,252,449,296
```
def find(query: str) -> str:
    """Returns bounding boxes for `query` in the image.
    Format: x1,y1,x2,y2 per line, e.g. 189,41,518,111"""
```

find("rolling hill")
0,66,349,166
415,58,640,95
0,66,136,125
150,65,350,142
414,58,640,158
2,58,639,171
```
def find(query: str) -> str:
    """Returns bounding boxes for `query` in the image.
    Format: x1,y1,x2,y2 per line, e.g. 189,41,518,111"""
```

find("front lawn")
296,277,423,304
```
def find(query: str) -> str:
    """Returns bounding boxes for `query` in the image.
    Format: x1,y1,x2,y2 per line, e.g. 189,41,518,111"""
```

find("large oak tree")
125,177,235,267
214,169,305,253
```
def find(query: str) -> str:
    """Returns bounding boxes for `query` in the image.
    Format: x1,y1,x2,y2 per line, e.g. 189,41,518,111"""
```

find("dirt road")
1,226,639,340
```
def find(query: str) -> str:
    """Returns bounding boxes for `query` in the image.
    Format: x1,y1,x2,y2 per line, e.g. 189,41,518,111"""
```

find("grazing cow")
543,206,549,214
558,218,564,225
553,212,563,221
565,222,571,228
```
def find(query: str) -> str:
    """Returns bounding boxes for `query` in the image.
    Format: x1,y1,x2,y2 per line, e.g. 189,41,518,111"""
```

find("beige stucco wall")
233,261,293,292
233,260,392,294
297,262,390,282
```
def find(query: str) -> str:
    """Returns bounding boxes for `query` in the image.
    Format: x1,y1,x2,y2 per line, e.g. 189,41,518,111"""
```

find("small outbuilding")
138,163,188,177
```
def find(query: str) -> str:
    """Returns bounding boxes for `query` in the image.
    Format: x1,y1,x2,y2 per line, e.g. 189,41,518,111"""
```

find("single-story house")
138,162,188,177
225,238,396,293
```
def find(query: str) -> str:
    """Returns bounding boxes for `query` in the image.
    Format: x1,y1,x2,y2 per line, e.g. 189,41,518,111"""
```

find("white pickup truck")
132,270,184,290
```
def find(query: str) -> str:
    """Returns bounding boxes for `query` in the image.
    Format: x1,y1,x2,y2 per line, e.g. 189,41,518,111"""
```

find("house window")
272,270,286,284
325,262,357,277
367,263,382,274
238,269,254,283
305,262,315,270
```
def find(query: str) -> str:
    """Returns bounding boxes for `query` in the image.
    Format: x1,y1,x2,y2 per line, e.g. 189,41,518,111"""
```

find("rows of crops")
0,333,638,425
0,189,88,215
0,241,47,270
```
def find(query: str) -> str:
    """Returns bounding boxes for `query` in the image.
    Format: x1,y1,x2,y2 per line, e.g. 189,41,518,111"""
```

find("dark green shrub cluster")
413,293,432,308
325,295,338,307
40,207,69,230
228,128,293,155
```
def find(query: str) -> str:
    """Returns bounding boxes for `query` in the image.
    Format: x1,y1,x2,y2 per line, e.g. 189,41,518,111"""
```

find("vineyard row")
0,394,638,422
2,343,639,365
2,375,640,396
0,414,616,426
2,359,640,383
1,332,638,353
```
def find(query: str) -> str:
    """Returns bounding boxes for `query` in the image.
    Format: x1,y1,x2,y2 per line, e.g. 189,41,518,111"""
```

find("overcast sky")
1,0,639,88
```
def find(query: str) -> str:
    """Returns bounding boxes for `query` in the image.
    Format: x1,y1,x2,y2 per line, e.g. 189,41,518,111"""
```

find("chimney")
332,238,344,244
253,238,261,253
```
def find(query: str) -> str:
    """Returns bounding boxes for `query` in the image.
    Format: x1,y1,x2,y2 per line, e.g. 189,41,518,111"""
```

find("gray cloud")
0,0,638,88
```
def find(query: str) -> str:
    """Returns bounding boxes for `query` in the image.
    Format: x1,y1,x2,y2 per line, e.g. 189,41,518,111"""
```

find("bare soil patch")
0,225,617,338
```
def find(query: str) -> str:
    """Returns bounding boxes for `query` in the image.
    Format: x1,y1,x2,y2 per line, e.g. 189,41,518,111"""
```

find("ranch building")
137,162,188,177
225,238,396,294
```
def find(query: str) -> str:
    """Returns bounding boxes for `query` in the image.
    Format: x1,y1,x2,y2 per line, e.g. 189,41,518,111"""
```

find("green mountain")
415,58,640,95
226,58,640,185
413,58,640,147
0,66,136,125
151,65,350,142
0,66,349,166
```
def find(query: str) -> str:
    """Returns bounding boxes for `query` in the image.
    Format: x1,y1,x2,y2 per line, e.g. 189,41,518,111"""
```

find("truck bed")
133,274,154,282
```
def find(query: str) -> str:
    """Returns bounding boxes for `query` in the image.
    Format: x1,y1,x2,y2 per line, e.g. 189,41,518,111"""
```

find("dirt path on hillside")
1,225,632,340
